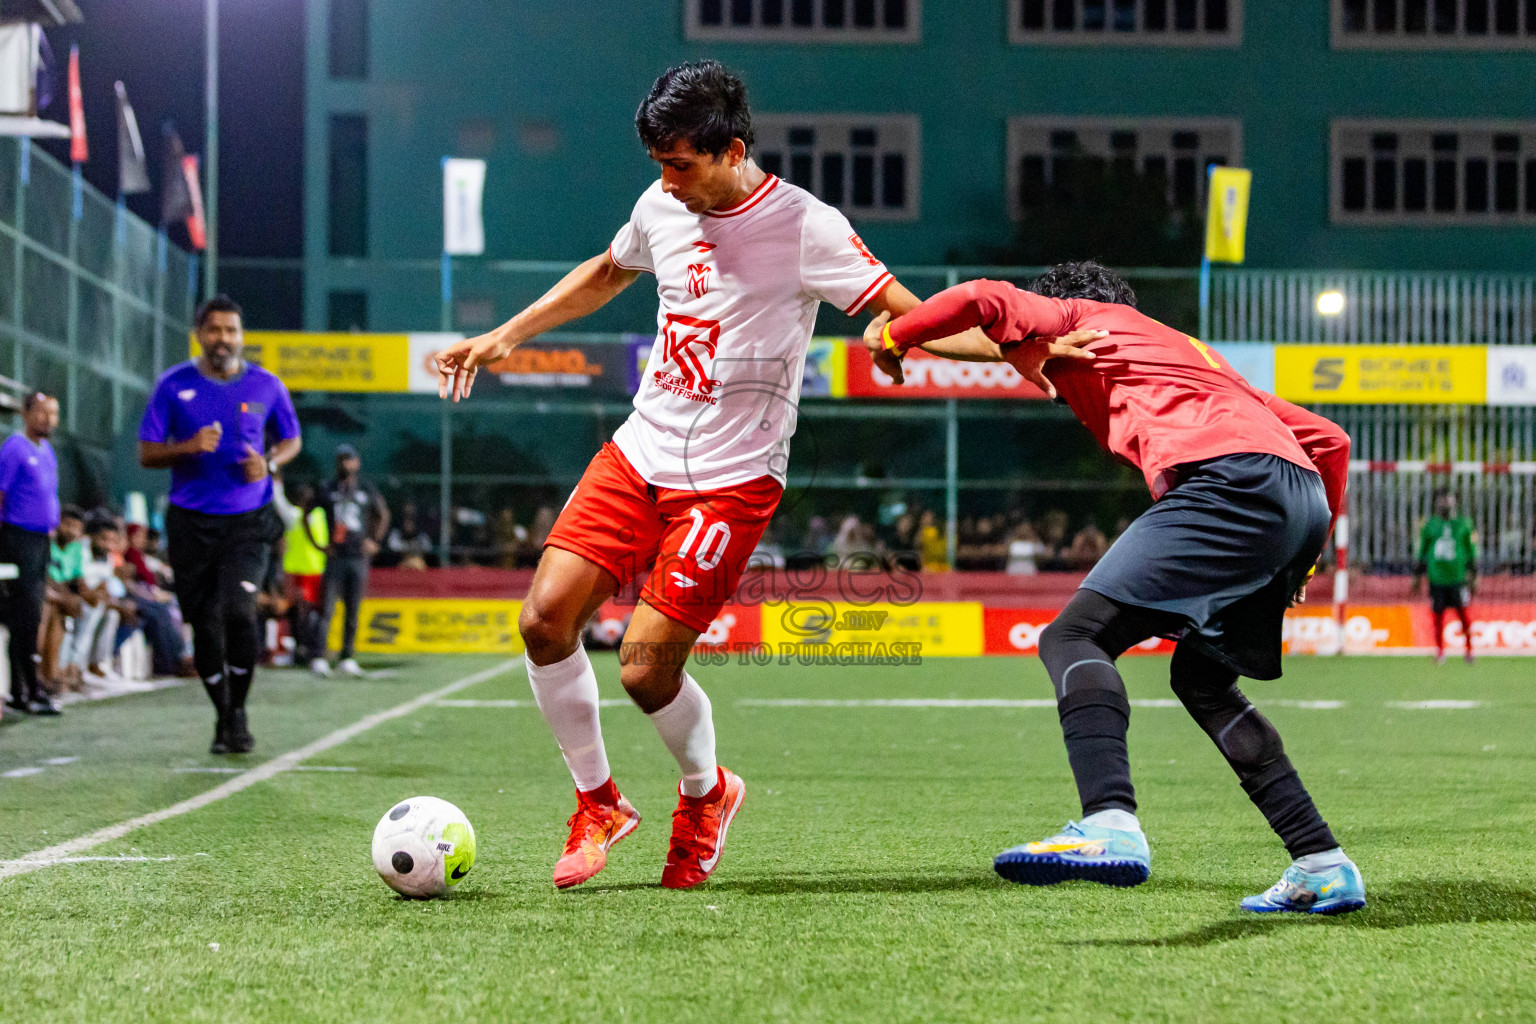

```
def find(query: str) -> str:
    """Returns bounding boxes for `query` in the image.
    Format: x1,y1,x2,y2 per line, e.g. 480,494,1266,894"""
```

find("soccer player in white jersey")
435,61,1091,890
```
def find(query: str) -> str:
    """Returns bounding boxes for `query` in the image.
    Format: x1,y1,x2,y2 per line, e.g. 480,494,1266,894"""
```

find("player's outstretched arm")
435,253,641,402
863,279,1100,397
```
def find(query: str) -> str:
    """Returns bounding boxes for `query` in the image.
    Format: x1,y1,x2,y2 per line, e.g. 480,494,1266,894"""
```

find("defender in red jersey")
870,262,1366,915
434,64,1097,891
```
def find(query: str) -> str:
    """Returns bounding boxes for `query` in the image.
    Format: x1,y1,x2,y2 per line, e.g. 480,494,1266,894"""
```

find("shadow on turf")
1080,880,1536,948
566,871,1005,896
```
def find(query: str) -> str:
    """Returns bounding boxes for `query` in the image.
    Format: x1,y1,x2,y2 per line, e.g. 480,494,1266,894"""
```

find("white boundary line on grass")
0,658,520,881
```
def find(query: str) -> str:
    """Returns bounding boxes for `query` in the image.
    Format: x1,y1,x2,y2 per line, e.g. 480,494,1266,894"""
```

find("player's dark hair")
194,294,243,328
22,390,51,412
635,60,753,158
1029,261,1138,308
59,503,84,523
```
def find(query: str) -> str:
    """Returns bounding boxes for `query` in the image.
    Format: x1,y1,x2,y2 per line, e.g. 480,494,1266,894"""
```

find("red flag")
181,153,207,250
67,44,87,164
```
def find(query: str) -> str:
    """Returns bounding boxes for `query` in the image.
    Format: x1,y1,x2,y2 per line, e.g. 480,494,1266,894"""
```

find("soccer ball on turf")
371,796,476,898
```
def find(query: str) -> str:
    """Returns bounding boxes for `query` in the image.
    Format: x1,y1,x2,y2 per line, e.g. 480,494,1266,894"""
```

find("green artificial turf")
0,652,1531,1023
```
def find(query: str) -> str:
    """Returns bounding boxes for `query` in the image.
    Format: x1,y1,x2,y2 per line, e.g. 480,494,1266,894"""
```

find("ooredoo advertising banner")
844,342,1051,400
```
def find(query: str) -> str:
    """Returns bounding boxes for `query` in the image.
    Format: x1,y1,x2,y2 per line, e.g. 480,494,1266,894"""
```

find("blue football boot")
993,820,1151,888
1241,859,1366,915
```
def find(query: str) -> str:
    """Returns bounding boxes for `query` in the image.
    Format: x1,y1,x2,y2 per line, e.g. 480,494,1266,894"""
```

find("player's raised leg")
519,546,639,889
993,588,1164,887
1168,641,1365,914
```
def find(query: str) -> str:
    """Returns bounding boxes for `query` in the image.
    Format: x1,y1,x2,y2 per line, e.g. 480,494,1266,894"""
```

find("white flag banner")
443,157,486,256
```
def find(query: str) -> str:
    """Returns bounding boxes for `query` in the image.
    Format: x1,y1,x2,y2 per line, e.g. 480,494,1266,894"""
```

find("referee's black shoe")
229,708,255,754
209,721,233,754
5,695,32,716
29,695,62,716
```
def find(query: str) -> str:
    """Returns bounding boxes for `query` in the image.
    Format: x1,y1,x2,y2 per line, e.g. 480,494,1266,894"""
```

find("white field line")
1385,700,1484,709
732,698,1340,709
434,698,634,708
0,658,520,881
0,855,186,866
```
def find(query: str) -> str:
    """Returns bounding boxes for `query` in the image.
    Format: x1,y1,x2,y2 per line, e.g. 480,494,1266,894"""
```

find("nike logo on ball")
450,864,469,880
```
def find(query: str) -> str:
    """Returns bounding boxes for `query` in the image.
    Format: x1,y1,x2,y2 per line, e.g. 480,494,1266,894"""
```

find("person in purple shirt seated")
139,295,302,754
0,392,63,716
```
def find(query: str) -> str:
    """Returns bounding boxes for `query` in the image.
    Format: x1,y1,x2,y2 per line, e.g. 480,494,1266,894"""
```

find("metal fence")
1331,404,1536,580
0,136,197,471
1209,269,1536,345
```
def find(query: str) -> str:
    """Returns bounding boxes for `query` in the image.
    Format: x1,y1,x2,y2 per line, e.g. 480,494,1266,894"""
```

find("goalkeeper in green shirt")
1411,489,1477,665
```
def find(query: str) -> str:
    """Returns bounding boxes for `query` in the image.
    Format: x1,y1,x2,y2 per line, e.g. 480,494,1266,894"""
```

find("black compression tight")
1038,589,1338,856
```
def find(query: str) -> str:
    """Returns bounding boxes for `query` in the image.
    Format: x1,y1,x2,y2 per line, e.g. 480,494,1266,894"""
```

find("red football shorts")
544,442,782,633
290,573,322,605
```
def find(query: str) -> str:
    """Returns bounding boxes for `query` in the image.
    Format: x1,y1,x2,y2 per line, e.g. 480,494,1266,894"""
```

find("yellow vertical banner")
1204,167,1252,264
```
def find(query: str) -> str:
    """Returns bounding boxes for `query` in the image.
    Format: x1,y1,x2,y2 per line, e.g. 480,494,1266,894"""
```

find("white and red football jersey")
607,174,892,491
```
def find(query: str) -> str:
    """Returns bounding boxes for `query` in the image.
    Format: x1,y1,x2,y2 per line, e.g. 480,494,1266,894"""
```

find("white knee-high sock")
648,672,718,798
526,647,611,793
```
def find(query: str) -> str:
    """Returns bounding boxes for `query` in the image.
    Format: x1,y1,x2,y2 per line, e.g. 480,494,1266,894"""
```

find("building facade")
302,0,1536,333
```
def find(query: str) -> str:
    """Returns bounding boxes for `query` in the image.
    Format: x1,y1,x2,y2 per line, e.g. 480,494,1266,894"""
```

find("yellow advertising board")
1273,344,1487,404
759,601,984,659
192,332,419,393
329,598,525,654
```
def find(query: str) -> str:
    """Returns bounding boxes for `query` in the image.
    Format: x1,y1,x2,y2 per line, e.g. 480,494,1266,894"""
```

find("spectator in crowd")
315,444,388,677
529,505,557,551
119,523,190,678
803,515,834,558
1037,508,1070,566
830,514,866,568
493,507,527,569
41,505,87,692
957,514,1008,571
278,480,327,665
0,392,63,715
1065,523,1110,569
748,520,786,570
72,512,139,682
1006,521,1045,575
918,509,949,572
384,500,434,569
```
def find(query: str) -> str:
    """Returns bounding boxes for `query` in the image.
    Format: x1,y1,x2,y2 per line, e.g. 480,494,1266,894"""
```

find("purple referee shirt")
139,360,300,516
0,433,60,533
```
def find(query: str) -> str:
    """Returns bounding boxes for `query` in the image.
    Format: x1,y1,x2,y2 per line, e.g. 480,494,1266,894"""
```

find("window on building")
753,115,920,220
328,114,368,258
1334,0,1536,48
328,0,369,78
1333,121,1536,222
686,0,920,41
1010,0,1241,43
1007,118,1240,219
327,290,368,332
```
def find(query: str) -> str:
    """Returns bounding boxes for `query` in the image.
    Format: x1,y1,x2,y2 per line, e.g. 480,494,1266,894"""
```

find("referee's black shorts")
165,503,283,623
1429,583,1470,614
1080,453,1331,681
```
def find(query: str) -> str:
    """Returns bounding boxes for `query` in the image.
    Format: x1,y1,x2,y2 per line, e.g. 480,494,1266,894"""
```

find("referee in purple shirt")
139,296,302,754
0,392,63,716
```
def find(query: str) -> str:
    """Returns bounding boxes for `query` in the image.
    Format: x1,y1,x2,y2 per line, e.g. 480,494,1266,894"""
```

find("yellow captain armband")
882,323,900,351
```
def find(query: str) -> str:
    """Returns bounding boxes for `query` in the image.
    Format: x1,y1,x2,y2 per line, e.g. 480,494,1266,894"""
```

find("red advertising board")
983,607,1176,656
695,603,763,651
844,343,1051,400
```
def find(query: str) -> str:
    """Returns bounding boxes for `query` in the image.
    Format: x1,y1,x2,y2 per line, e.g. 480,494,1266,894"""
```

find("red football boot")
552,786,641,890
660,768,745,889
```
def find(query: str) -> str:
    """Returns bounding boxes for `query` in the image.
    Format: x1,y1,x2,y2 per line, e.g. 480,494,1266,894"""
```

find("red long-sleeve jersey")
887,280,1351,527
